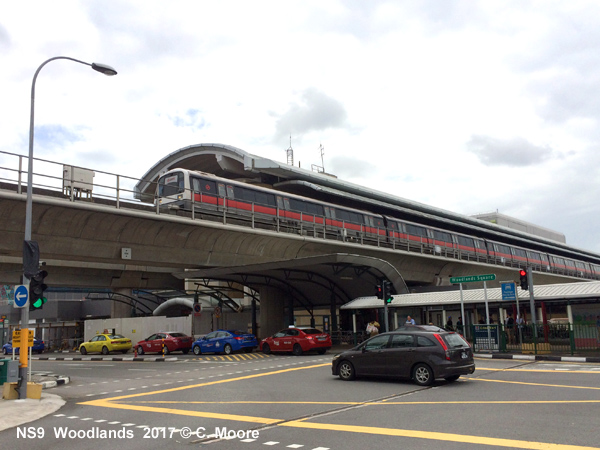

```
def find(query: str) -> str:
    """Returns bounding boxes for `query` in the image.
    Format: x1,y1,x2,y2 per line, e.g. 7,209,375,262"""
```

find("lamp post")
20,57,117,399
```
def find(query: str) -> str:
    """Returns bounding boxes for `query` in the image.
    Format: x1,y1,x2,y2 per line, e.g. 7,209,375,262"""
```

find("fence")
473,323,600,355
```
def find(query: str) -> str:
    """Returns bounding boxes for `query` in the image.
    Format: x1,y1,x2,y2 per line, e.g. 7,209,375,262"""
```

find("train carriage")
156,168,600,283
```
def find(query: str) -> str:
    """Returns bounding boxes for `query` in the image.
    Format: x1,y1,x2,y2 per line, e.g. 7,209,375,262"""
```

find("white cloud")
2,0,600,253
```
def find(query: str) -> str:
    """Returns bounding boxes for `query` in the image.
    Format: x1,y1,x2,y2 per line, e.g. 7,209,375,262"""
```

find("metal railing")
0,149,596,281
473,323,600,355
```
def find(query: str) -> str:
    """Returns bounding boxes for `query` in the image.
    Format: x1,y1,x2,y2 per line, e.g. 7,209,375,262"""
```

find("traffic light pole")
382,281,389,332
527,267,536,324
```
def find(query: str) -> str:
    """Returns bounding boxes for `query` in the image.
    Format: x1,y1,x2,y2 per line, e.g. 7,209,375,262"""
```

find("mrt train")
156,168,600,280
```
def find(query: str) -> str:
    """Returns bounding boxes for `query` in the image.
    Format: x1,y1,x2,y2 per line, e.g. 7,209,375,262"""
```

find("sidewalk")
0,372,70,432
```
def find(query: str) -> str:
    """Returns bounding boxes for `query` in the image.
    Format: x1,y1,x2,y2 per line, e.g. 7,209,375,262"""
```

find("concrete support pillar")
258,287,285,339
111,288,132,318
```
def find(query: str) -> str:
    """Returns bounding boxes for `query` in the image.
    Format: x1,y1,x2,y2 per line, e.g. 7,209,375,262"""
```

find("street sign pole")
459,283,466,337
484,281,492,350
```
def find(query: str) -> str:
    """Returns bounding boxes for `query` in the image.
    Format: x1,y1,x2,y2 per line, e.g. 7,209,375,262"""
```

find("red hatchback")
260,327,332,355
135,332,193,355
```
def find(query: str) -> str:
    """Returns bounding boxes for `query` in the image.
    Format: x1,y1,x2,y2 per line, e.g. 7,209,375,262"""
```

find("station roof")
175,253,410,310
134,143,600,259
341,280,600,309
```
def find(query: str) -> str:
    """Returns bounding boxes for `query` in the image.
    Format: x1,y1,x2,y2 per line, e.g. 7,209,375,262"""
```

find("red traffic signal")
519,269,529,291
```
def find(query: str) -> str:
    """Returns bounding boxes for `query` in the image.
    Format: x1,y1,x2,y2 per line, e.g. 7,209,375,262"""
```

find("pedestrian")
366,321,379,338
445,316,454,331
505,313,515,344
405,315,416,325
456,316,464,335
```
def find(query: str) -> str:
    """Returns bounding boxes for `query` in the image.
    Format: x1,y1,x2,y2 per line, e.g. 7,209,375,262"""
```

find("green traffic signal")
29,268,48,310
31,296,47,309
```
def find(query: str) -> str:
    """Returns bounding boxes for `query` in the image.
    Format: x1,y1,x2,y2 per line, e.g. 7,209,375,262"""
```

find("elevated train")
157,168,600,281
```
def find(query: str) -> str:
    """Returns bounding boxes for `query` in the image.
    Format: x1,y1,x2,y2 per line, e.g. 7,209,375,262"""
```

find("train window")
405,223,427,238
192,177,216,194
226,185,234,198
432,230,452,243
234,186,254,202
277,196,284,209
513,248,527,259
218,183,226,197
305,201,324,216
289,198,307,213
496,244,511,255
457,235,475,248
385,219,396,230
158,172,184,197
457,235,474,248
335,209,349,222
255,191,276,206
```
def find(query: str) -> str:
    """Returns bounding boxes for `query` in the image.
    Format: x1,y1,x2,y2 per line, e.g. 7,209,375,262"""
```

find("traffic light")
519,269,528,291
375,284,383,299
383,280,393,304
29,269,48,310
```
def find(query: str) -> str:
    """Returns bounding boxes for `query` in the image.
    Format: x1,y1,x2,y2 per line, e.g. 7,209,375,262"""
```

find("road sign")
12,329,34,346
450,274,496,284
193,303,202,317
14,285,29,308
501,282,517,300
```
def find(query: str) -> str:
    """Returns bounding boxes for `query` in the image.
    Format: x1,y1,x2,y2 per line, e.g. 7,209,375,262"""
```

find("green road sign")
450,274,496,284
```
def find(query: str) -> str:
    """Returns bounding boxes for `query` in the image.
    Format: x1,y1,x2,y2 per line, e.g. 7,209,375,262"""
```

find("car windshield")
300,328,323,334
443,333,469,348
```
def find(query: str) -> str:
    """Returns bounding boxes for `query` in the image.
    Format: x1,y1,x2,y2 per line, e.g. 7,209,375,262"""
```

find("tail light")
234,337,244,340
433,333,451,361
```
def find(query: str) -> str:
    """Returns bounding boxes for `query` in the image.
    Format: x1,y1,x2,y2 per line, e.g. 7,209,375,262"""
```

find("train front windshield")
158,172,185,198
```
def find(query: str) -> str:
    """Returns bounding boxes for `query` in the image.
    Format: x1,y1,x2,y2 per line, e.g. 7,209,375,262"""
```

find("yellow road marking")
281,421,600,450
477,367,600,374
78,362,600,449
79,363,330,403
473,378,600,390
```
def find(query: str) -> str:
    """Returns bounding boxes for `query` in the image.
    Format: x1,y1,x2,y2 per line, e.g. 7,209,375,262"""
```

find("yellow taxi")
79,333,132,355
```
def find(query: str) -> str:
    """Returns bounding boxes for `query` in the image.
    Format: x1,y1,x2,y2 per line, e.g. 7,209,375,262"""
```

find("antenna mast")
286,135,294,166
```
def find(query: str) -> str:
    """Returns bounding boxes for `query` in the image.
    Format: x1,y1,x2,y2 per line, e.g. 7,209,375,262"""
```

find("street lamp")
20,56,117,399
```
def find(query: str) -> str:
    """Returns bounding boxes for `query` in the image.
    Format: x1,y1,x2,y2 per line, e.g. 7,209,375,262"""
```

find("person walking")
366,321,380,338
445,316,454,331
456,316,464,335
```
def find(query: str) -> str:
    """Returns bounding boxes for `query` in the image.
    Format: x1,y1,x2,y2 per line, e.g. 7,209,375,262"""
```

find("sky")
2,1,600,252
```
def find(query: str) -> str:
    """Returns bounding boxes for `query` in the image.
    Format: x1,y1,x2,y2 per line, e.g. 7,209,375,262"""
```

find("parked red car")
135,332,192,355
260,327,331,355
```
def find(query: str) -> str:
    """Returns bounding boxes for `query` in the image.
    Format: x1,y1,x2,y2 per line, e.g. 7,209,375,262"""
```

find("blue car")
192,330,258,355
2,339,45,355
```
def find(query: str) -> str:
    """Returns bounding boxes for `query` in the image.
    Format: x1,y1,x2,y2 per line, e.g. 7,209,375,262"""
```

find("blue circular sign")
14,285,29,308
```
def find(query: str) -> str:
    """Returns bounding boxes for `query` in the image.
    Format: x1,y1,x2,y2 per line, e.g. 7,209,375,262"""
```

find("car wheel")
413,363,434,386
223,344,232,355
2,348,8,355
193,345,202,355
101,346,109,355
292,344,303,356
80,346,87,355
317,349,327,355
262,343,271,354
137,346,144,355
182,349,190,354
338,361,355,381
445,375,460,382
